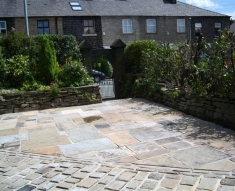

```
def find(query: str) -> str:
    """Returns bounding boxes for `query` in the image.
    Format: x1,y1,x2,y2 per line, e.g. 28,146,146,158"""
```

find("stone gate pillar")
79,40,92,75
110,39,126,99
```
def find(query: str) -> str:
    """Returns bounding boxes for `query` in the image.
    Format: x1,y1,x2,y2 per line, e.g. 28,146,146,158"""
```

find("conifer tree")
38,35,58,84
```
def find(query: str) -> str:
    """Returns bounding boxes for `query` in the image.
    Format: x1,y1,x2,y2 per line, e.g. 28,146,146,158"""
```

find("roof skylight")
70,2,79,6
72,6,82,10
70,1,82,11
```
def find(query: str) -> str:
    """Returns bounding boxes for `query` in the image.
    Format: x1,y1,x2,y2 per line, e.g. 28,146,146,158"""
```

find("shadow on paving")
163,117,235,143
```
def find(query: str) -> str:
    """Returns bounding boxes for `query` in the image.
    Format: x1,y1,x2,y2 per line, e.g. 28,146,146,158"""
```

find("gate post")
79,40,92,75
110,39,126,99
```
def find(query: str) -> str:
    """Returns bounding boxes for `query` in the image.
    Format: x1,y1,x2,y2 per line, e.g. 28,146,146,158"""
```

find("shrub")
122,30,235,100
0,31,37,60
0,33,93,91
37,35,58,84
21,81,51,91
124,40,158,73
187,30,235,98
58,59,93,87
0,55,33,88
0,47,6,88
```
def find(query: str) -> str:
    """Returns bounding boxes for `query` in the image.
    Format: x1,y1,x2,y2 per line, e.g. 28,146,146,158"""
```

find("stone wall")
1,18,15,33
14,17,63,35
0,85,101,114
101,16,230,46
154,88,235,129
190,17,230,42
101,16,190,46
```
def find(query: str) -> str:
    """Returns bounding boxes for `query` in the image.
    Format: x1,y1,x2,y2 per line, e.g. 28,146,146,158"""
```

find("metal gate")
97,78,115,99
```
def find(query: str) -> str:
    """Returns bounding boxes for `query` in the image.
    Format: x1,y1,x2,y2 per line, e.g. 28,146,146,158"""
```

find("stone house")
0,0,231,48
231,22,235,33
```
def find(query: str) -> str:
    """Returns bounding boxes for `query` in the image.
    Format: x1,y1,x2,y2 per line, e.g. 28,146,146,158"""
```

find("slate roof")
0,0,230,18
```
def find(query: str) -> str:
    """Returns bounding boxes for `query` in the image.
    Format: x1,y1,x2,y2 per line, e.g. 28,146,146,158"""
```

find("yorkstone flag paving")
0,98,235,190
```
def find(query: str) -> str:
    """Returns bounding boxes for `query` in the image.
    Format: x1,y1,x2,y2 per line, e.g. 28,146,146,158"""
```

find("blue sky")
179,0,235,19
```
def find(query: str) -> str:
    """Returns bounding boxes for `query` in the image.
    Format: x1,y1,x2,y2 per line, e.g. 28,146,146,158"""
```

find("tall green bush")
37,35,58,84
124,40,159,73
0,31,37,60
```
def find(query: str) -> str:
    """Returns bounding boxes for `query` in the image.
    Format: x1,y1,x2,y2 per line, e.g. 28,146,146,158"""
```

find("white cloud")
185,0,220,8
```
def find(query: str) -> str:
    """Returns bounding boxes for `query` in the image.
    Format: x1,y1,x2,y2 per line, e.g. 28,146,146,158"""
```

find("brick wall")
63,16,103,48
14,17,63,35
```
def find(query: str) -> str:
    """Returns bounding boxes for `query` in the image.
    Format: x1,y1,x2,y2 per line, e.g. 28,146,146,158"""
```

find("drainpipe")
24,0,29,36
189,17,192,41
55,17,58,34
189,17,193,62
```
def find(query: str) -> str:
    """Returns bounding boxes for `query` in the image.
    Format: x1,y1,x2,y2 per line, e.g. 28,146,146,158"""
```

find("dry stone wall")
155,89,235,129
0,85,101,114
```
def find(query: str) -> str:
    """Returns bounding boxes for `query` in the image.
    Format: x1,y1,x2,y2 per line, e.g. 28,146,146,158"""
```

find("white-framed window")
215,22,221,37
122,19,132,34
0,21,7,36
195,23,202,37
146,19,156,33
177,19,186,33
84,20,95,34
